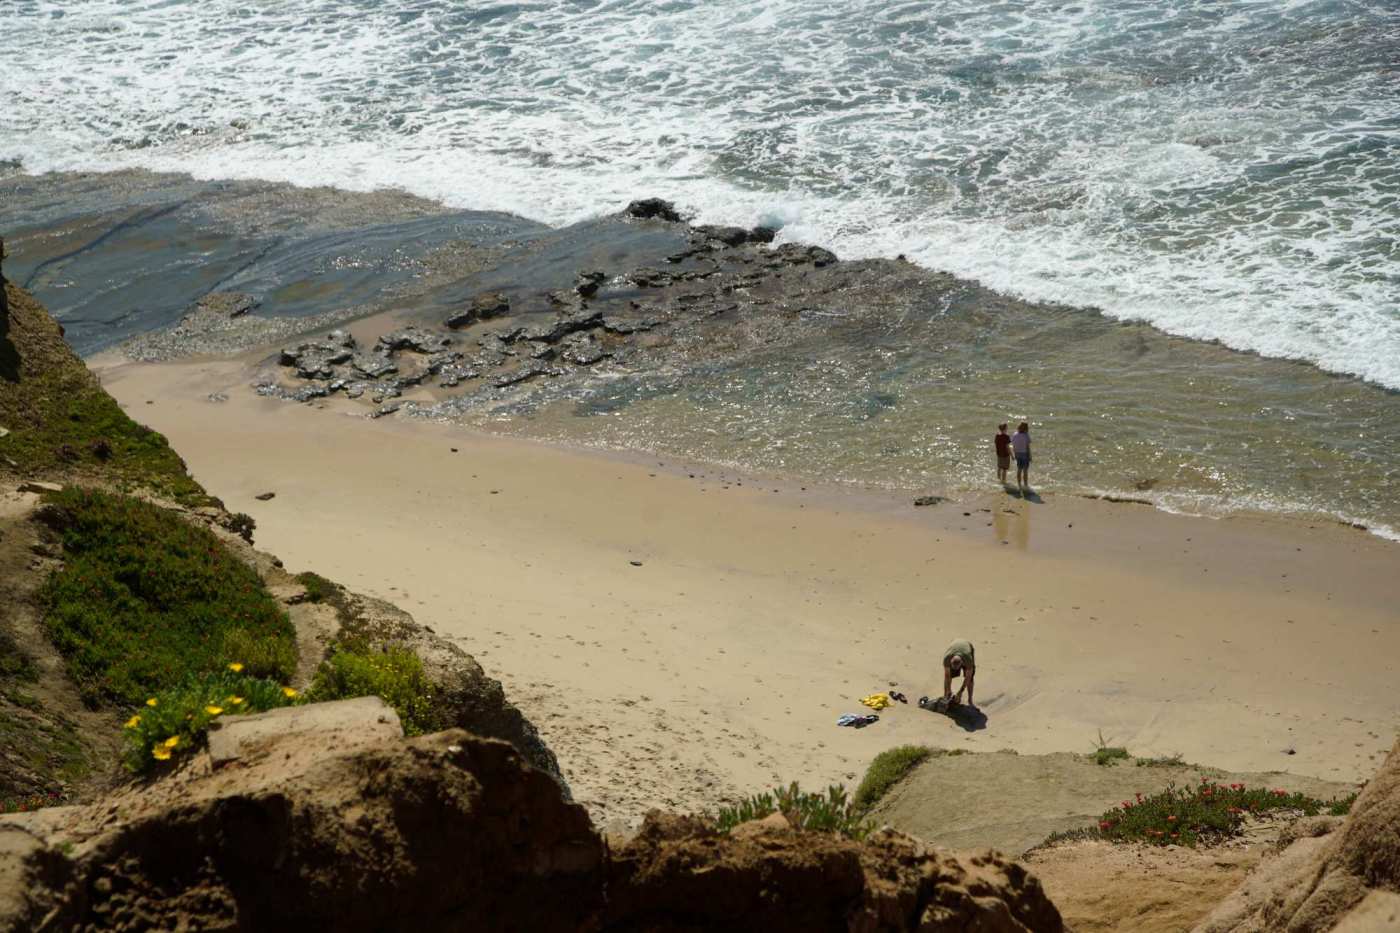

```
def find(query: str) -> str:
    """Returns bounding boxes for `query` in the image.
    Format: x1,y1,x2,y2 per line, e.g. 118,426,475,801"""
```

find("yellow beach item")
860,693,892,710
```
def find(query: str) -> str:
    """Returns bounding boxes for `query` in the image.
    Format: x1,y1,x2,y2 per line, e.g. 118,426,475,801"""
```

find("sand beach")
94,350,1399,830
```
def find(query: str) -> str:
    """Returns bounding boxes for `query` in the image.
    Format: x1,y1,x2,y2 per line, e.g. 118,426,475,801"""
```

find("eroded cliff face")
1194,738,1400,933
0,273,564,800
0,725,1063,933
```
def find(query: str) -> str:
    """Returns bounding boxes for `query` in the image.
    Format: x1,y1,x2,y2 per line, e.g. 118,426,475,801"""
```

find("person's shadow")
1002,484,1044,504
919,697,988,732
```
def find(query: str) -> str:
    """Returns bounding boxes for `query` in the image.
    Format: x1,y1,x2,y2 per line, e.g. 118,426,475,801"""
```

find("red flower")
1099,821,1112,831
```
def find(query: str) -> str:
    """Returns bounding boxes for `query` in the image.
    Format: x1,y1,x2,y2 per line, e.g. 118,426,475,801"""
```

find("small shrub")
1136,754,1186,768
308,643,441,736
1093,746,1130,766
296,572,336,604
1089,780,1357,847
854,745,931,812
1091,730,1129,766
226,512,256,544
715,783,872,840
220,628,297,682
123,666,303,773
39,488,296,707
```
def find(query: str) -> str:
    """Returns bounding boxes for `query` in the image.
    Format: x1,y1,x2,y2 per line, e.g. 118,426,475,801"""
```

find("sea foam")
5,0,1398,385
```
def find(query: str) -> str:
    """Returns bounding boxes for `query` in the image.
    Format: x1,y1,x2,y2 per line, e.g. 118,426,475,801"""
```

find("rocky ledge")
0,724,1063,932
254,197,925,417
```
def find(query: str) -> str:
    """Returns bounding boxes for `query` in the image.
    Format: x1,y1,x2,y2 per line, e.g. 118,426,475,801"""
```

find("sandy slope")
94,354,1399,830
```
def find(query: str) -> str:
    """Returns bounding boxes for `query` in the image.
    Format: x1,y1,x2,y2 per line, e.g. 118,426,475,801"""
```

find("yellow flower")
228,695,245,705
281,686,298,699
124,715,141,729
163,736,180,749
205,705,223,716
146,697,158,708
152,746,172,761
228,662,244,673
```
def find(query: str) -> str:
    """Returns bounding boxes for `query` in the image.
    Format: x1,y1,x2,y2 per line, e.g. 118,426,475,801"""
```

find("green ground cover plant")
1,791,68,814
39,488,296,706
715,783,872,840
122,666,303,772
0,346,210,507
307,643,442,736
1136,754,1186,767
1060,779,1358,848
295,571,337,603
854,745,931,812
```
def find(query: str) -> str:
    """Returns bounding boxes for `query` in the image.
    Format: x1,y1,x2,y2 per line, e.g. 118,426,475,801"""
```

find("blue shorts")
1015,453,1031,469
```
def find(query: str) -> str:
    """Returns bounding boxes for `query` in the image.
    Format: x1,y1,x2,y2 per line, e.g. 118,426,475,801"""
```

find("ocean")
4,0,1399,534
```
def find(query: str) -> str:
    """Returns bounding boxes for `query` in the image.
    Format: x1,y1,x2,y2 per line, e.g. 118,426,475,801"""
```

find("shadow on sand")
919,700,988,732
1002,485,1043,504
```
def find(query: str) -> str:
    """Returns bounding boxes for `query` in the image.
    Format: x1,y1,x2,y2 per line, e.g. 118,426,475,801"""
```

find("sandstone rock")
445,291,511,329
623,198,683,222
1194,738,1400,932
606,813,1063,931
0,731,604,933
207,696,402,767
729,812,792,839
351,352,397,379
693,224,752,247
280,338,355,380
495,365,562,388
253,492,275,501
560,333,608,366
574,270,607,298
629,267,674,288
772,243,839,267
0,727,1064,932
17,481,62,495
523,311,605,344
377,327,453,355
194,292,260,319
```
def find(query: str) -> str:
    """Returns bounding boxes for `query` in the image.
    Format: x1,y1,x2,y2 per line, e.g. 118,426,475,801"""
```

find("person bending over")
943,638,976,707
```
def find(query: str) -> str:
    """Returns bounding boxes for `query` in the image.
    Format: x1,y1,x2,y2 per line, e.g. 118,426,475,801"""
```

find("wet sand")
95,353,1400,830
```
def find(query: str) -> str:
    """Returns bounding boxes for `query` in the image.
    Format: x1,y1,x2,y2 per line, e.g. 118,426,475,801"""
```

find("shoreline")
94,351,1400,829
8,167,1398,541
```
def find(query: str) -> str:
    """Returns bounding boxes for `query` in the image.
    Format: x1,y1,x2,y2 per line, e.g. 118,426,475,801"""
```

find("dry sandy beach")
95,352,1399,831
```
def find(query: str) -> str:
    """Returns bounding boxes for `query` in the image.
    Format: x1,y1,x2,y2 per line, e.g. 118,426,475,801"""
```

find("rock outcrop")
1193,738,1400,932
0,728,1063,932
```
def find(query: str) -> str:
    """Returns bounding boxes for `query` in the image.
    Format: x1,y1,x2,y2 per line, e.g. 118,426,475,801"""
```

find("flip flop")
889,691,908,703
917,696,930,709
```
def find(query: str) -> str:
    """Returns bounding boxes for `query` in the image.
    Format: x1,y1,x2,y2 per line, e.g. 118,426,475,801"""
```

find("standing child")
993,423,1011,485
1011,422,1032,490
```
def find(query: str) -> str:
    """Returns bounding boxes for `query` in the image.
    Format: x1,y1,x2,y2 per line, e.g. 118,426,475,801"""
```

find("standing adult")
993,423,1011,485
1011,421,1032,490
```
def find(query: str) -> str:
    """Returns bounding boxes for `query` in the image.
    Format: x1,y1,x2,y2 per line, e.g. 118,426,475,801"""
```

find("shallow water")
483,285,1400,539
